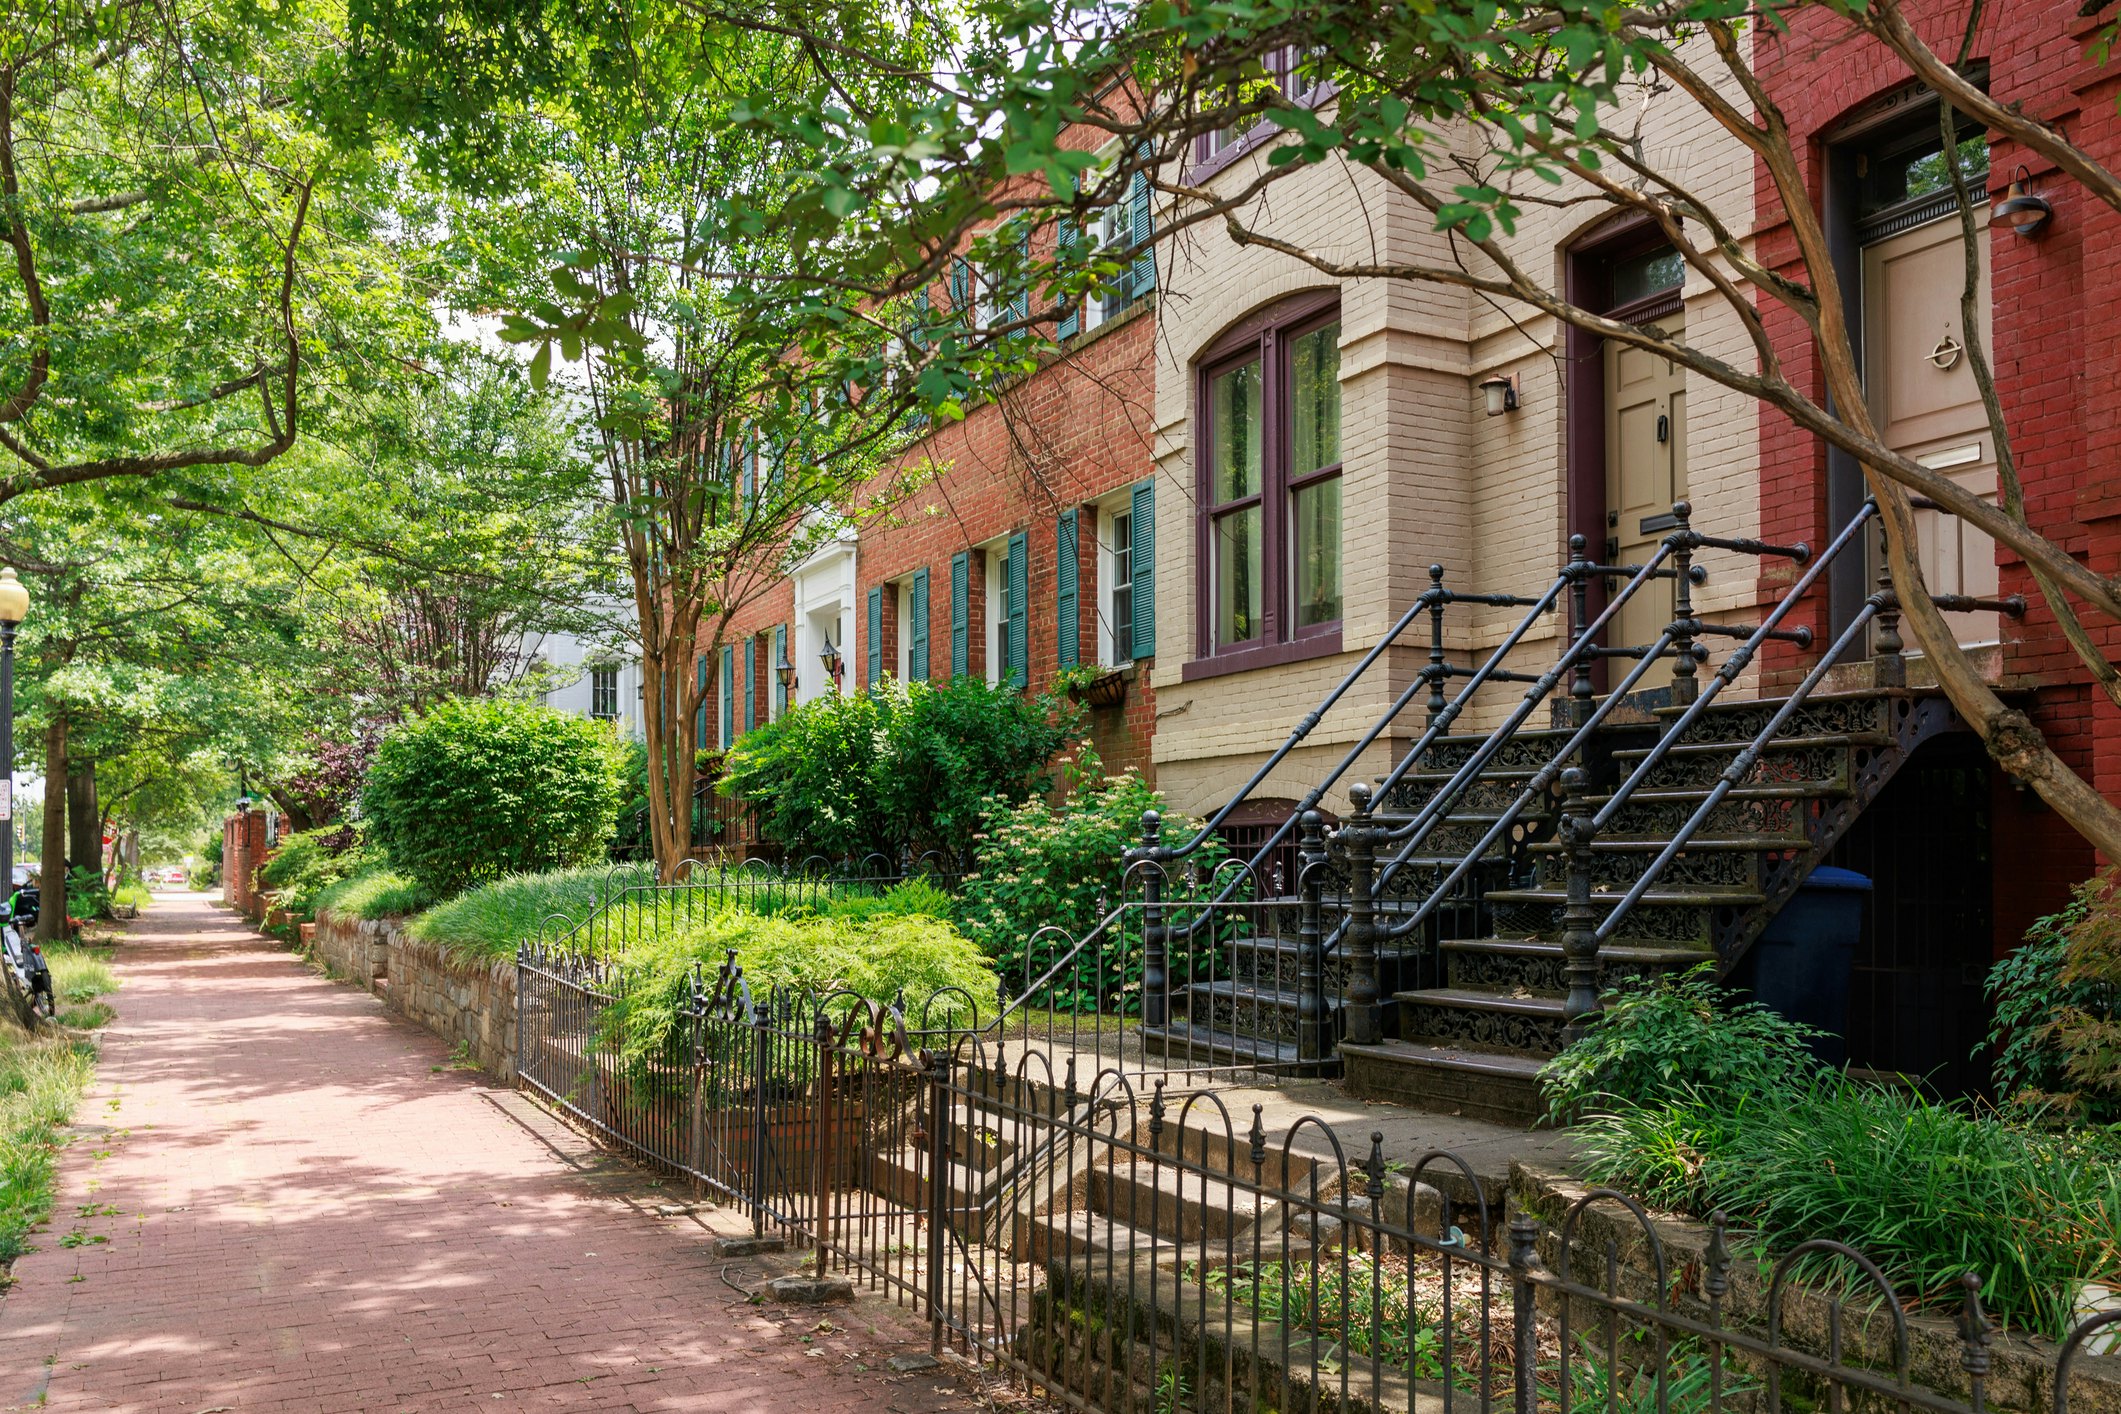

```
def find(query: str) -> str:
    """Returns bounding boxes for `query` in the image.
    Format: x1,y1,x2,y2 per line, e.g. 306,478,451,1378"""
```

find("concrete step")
1087,1162,1268,1242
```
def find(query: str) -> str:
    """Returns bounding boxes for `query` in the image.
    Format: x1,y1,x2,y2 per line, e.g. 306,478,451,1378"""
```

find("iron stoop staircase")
1131,500,2025,1123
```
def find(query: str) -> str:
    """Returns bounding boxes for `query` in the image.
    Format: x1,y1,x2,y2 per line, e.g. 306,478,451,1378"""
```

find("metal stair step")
1436,937,1709,995
1340,1040,1548,1125
1394,987,1568,1058
1483,884,1764,908
1613,731,1886,761
1138,1018,1304,1069
1526,833,1806,857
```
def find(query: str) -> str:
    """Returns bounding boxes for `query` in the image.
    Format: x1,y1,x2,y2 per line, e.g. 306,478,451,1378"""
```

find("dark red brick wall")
699,109,1160,796
1753,1,2121,935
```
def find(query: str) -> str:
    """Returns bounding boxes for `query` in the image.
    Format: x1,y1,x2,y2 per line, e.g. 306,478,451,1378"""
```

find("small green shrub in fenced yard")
1570,1075,2121,1337
361,697,627,902
1536,966,1822,1124
1983,868,2121,1125
718,676,1080,863
955,769,1231,1009
594,905,998,1102
311,866,434,921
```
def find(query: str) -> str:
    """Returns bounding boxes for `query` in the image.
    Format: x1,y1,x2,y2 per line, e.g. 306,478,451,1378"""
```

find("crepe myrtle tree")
583,0,2121,862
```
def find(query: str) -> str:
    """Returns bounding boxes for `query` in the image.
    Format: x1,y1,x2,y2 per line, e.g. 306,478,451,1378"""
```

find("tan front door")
1604,315,1688,687
1862,210,2001,647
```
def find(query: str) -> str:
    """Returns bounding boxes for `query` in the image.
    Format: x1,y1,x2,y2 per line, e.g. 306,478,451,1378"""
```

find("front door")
1861,209,2000,647
1604,315,1688,686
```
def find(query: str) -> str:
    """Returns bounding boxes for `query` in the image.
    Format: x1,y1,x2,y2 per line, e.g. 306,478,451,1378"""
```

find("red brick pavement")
0,894,981,1413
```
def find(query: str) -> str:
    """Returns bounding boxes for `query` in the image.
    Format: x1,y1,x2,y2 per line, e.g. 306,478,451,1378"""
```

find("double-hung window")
1101,505,1134,664
1198,297,1342,666
1195,47,1329,166
589,666,620,722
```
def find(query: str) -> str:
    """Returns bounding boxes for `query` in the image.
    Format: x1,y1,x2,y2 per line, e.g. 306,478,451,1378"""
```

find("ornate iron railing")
514,971,2121,1414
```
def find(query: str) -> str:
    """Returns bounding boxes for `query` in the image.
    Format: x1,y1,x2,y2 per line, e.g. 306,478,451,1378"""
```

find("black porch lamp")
774,648,797,690
818,633,844,688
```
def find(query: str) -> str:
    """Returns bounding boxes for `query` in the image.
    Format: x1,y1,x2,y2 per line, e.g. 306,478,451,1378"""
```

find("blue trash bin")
1734,865,1871,1067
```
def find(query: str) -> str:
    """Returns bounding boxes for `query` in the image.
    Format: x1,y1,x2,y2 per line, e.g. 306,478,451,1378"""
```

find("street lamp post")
0,569,31,902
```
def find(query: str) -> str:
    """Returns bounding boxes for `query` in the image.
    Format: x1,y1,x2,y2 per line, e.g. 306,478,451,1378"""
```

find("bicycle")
1,888,55,1025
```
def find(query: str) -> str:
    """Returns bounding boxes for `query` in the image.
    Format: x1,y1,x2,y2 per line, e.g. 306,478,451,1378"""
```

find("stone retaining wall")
311,909,517,1081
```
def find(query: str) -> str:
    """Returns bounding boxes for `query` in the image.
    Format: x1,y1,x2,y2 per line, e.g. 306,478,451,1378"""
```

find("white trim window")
983,544,1007,686
1096,498,1137,666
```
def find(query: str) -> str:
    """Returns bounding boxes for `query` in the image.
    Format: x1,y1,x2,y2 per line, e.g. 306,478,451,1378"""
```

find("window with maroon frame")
1198,295,1342,661
1194,47,1328,165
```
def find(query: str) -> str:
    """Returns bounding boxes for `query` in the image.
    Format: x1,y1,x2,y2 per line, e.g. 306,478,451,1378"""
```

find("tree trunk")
66,763,97,886
36,713,65,944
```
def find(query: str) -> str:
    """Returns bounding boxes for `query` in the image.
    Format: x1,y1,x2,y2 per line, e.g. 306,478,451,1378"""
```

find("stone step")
1437,937,1710,996
1086,1162,1267,1242
1023,1209,1164,1267
1394,987,1568,1057
1340,1040,1548,1126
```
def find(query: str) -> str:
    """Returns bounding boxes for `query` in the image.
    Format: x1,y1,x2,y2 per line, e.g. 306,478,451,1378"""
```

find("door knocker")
1927,332,1965,370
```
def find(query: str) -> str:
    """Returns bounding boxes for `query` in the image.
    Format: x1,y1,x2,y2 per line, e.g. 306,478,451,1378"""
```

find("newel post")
1559,767,1603,1045
1132,810,1169,1029
1339,784,1384,1047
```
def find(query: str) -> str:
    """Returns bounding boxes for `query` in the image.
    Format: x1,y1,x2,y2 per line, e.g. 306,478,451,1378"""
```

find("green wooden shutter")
1055,217,1080,341
866,586,883,687
950,552,969,677
743,638,756,733
949,257,970,319
1130,479,1156,659
720,645,735,748
910,569,930,680
1005,531,1028,689
1128,164,1156,298
773,624,788,714
695,656,708,745
910,287,930,350
1056,510,1079,669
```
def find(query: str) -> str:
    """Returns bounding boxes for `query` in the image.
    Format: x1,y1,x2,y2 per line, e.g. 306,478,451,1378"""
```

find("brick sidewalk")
0,894,984,1413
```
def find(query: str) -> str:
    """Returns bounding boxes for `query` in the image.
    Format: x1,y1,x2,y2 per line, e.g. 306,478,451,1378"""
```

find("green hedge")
362,698,626,901
312,867,434,921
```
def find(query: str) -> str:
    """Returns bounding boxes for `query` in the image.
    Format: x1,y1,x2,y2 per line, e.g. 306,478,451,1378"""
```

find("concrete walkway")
0,893,978,1413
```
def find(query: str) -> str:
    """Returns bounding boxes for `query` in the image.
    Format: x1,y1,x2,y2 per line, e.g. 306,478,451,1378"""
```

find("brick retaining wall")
311,910,517,1081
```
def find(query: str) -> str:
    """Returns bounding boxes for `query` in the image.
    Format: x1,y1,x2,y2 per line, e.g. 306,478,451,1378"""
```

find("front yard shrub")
258,827,372,919
362,697,627,901
1983,869,2121,1124
1570,1075,2121,1337
597,909,997,1098
1537,966,1821,1123
955,769,1230,1009
718,676,1079,862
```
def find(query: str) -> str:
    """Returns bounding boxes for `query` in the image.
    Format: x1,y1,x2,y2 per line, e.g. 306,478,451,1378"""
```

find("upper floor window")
1196,47,1328,164
1198,296,1342,660
589,666,620,721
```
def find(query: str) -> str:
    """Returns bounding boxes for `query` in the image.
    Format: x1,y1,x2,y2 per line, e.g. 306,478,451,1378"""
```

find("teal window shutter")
1056,510,1079,669
950,552,969,676
1130,479,1156,659
695,656,708,745
949,257,970,319
720,645,735,748
743,638,756,733
866,585,883,687
910,287,930,350
1005,531,1028,688
910,569,930,680
1054,217,1080,341
773,624,788,714
1128,163,1156,298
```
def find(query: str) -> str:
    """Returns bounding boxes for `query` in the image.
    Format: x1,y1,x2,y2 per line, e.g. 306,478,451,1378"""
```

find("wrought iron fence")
515,961,2119,1414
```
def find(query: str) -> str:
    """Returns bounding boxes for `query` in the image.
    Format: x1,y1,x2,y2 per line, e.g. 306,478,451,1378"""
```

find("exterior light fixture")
1994,165,2052,238
0,569,28,626
818,633,844,687
1477,373,1519,417
774,650,797,690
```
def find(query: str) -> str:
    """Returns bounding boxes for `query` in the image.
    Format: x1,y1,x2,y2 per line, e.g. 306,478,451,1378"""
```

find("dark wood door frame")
1564,215,1684,687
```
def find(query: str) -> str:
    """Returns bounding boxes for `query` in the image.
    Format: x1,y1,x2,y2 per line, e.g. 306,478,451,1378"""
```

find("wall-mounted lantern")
1994,165,2053,239
818,633,844,689
1478,373,1519,417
